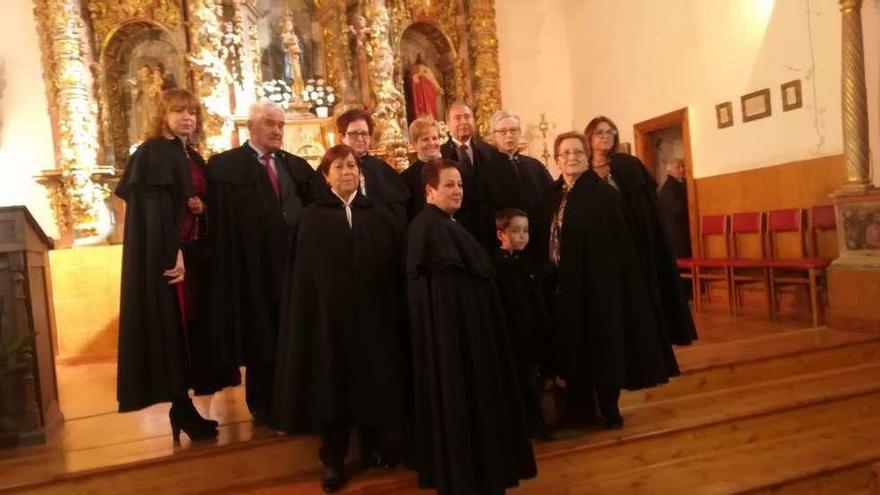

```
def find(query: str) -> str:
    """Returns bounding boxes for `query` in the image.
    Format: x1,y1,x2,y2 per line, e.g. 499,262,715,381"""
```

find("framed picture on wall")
715,101,733,129
741,88,772,122
781,79,802,111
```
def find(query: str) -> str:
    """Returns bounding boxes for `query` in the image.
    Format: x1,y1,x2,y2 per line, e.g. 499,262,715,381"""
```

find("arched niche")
100,21,187,168
399,22,460,124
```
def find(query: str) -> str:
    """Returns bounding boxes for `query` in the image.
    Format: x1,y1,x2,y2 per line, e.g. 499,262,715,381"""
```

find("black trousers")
520,362,549,434
319,422,387,469
245,362,274,418
566,371,621,422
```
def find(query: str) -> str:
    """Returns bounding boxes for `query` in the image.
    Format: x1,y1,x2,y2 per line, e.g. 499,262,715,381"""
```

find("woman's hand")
163,249,185,284
187,196,205,215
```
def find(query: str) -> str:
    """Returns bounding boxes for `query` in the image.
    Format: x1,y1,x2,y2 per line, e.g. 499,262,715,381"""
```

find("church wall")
565,0,846,180
496,0,575,176
0,0,58,238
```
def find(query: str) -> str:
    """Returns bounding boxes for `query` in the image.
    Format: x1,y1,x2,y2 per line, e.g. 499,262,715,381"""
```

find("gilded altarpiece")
34,0,501,241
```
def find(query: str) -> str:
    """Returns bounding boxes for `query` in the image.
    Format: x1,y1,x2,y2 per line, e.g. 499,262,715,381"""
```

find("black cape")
406,205,536,495
657,177,692,259
553,172,681,390
360,153,411,232
608,154,697,345
206,144,315,366
272,191,406,432
115,137,198,411
492,250,554,371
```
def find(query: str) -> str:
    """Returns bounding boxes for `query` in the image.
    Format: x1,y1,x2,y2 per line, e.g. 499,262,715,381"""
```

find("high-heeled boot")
170,399,219,442
178,397,220,429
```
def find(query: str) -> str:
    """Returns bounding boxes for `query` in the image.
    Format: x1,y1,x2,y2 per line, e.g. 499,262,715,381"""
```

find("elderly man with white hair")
206,100,316,426
488,110,553,214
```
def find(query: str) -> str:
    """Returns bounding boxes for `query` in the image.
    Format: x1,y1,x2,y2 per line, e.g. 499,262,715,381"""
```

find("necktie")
510,154,521,178
457,143,473,172
262,154,280,198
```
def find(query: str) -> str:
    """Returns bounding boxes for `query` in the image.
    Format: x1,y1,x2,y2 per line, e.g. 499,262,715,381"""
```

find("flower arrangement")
302,78,336,116
258,79,293,109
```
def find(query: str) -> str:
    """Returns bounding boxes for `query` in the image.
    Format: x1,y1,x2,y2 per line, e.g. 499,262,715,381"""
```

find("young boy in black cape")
492,208,556,441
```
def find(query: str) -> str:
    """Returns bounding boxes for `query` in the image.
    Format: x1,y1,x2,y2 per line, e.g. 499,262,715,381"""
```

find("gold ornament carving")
365,0,408,169
467,0,502,136
186,0,233,154
88,0,182,50
34,0,114,238
247,22,263,93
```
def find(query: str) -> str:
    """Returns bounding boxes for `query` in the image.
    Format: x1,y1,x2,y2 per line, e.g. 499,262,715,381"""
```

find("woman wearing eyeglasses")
584,116,697,348
530,131,680,430
336,109,410,231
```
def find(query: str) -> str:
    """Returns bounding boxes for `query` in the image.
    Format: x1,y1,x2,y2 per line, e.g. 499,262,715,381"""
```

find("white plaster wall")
564,0,844,179
496,0,576,176
0,0,58,238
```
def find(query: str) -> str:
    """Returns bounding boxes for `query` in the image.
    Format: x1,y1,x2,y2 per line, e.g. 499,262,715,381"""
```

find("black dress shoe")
365,450,397,470
532,424,558,442
321,466,344,493
604,414,624,430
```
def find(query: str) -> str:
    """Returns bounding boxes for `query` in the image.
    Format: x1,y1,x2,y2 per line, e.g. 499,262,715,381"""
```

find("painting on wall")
741,88,772,123
781,79,802,111
715,101,733,129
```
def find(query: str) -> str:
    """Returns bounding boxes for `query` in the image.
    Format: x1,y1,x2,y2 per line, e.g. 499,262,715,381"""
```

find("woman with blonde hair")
116,88,238,442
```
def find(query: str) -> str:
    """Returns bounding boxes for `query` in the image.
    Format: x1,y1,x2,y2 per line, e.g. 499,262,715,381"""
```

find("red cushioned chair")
677,214,732,313
808,204,837,258
764,206,835,327
729,212,772,318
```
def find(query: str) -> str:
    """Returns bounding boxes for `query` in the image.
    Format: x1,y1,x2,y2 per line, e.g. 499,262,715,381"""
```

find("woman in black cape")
584,116,697,346
407,159,536,495
273,145,406,493
531,132,680,430
115,88,238,442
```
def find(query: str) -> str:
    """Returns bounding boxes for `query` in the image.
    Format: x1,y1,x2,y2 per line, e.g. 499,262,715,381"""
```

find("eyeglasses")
345,131,370,139
493,128,521,135
556,150,586,158
593,128,618,138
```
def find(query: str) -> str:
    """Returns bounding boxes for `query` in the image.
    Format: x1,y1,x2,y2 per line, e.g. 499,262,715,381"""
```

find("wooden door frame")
633,108,701,256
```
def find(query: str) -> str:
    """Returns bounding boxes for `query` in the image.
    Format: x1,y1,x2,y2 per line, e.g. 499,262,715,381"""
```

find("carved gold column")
365,0,409,169
34,0,112,241
467,0,502,137
838,0,873,193
186,0,233,154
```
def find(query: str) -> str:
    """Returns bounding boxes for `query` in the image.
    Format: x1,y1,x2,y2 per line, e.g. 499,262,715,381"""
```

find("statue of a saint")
408,54,444,119
280,16,305,94
129,64,162,142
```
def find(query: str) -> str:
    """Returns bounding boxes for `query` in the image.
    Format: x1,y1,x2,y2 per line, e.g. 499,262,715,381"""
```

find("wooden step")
873,462,880,495
620,330,880,407
747,464,876,495
230,364,880,495
570,416,880,494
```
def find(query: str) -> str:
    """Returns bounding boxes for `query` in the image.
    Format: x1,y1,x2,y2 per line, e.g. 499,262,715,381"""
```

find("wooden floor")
2,311,880,494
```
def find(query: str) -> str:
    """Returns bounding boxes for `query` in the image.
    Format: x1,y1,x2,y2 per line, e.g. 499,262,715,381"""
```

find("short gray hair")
248,100,285,122
489,110,521,131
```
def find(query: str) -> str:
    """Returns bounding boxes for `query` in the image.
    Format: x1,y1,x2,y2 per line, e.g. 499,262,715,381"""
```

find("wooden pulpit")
0,206,61,447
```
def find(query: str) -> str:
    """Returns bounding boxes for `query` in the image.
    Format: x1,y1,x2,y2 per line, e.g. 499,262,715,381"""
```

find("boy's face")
498,216,530,251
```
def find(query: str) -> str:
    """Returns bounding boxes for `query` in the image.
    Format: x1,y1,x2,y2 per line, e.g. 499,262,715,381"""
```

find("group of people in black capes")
116,88,697,495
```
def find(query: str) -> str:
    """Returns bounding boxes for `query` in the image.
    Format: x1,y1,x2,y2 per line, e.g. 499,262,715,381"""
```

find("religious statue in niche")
124,39,183,145
257,0,323,94
400,24,452,124
407,54,444,119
